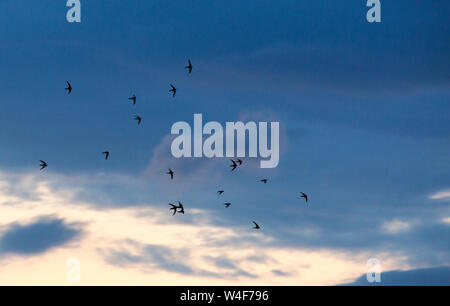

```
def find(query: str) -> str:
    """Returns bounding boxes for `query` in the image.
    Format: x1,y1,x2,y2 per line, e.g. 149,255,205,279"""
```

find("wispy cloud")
381,219,413,235
429,190,450,201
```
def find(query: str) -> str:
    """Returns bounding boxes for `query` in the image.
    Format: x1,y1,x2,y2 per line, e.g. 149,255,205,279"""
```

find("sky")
0,0,449,285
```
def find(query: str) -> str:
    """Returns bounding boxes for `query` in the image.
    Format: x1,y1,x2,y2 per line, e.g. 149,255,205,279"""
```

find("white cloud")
381,219,413,234
429,190,450,200
442,217,450,225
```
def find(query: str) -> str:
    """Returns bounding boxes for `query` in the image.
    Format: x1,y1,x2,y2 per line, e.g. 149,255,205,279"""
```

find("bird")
300,192,308,203
102,151,109,160
169,84,176,97
224,203,231,208
217,190,224,195
185,59,192,74
169,203,178,216
252,221,260,230
134,115,142,125
261,179,268,184
128,95,136,105
230,159,237,171
39,160,47,170
177,201,185,214
65,81,72,94
166,168,174,180
236,159,243,165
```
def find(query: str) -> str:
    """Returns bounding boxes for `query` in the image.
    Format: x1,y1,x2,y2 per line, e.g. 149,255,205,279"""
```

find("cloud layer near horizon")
0,170,407,285
0,170,449,285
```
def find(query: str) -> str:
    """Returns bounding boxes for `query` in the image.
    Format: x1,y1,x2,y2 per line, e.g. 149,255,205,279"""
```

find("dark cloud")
205,256,257,278
0,216,82,255
341,266,450,286
103,243,196,275
271,269,291,277
102,241,257,279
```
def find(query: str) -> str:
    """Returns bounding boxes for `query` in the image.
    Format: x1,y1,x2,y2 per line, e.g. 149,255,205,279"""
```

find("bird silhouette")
177,201,185,214
169,203,178,216
230,159,237,171
167,168,174,180
128,95,136,105
185,59,192,74
102,151,109,160
217,190,224,195
224,203,231,208
300,192,308,203
261,179,268,184
252,221,260,230
39,160,47,170
236,159,243,165
134,115,142,125
169,84,177,97
65,81,72,94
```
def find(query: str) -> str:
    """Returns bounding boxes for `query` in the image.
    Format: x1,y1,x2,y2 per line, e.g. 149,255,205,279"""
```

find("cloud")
142,135,224,189
271,269,291,277
341,266,450,286
199,38,450,96
381,219,413,234
102,241,259,279
103,242,198,275
0,169,407,285
429,190,450,201
205,255,257,278
0,169,448,284
0,216,81,256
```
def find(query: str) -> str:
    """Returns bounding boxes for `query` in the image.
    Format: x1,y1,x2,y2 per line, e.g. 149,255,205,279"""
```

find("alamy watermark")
66,1,380,24
366,0,381,23
366,258,382,283
170,114,279,168
66,258,81,283
66,0,81,23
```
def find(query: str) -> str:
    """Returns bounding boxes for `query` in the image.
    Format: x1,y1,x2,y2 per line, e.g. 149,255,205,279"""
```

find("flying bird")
169,84,177,97
185,59,192,74
177,201,185,214
134,115,142,125
230,159,237,171
102,151,109,160
39,160,47,170
166,168,174,180
236,159,243,165
65,81,72,94
252,221,260,230
224,203,231,208
169,203,178,216
300,192,308,203
217,190,224,195
261,179,268,184
128,95,136,105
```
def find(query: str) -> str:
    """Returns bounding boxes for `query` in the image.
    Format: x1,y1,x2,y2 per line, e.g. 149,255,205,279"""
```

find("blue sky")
0,0,449,285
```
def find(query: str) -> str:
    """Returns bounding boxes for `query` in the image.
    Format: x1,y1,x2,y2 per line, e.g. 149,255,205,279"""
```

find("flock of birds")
39,59,309,230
